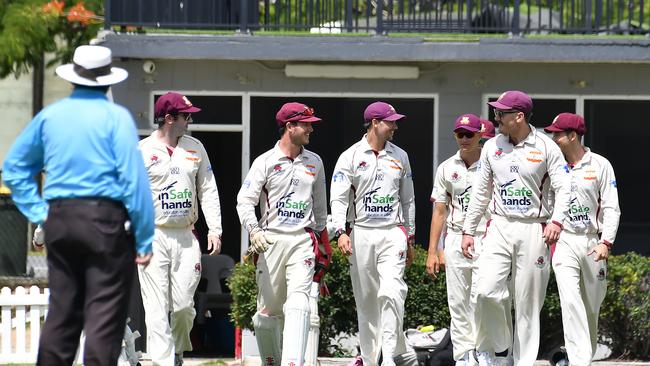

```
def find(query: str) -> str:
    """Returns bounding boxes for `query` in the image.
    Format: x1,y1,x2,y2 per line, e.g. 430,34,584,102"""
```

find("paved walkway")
142,357,650,366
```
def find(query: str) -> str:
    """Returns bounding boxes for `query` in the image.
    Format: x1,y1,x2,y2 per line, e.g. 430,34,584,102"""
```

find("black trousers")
37,199,136,366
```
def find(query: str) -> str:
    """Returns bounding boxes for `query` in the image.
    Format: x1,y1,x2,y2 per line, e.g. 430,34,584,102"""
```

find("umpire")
2,45,154,365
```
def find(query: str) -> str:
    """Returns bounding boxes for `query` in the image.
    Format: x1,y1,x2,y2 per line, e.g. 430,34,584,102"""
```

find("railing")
105,0,650,35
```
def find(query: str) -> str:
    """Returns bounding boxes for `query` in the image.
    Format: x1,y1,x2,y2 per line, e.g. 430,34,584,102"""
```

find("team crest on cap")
480,123,486,132
498,92,507,101
460,116,470,125
552,115,560,124
182,95,193,107
388,104,396,112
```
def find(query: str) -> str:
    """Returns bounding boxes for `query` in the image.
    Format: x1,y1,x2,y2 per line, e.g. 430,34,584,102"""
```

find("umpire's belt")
48,197,124,210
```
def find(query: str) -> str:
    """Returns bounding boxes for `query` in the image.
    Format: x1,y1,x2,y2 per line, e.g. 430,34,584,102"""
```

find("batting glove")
249,228,277,254
33,224,45,249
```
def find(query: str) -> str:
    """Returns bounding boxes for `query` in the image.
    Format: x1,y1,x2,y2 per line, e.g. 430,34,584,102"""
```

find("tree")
0,0,103,114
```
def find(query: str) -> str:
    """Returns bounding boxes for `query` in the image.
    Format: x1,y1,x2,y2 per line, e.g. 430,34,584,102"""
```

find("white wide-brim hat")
55,45,128,87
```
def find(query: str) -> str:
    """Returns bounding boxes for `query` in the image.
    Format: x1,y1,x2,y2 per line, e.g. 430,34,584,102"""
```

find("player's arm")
462,146,493,236
236,158,266,234
312,157,328,232
330,152,353,255
399,154,416,239
546,143,571,243
592,159,620,258
2,113,48,225
427,202,447,278
330,153,353,234
196,143,223,238
112,108,155,256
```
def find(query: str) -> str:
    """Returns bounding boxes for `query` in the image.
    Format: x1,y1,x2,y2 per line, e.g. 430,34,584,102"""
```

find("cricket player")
426,114,489,365
544,113,620,366
479,119,496,146
236,102,328,366
330,101,417,366
3,45,154,365
461,91,571,366
139,92,223,366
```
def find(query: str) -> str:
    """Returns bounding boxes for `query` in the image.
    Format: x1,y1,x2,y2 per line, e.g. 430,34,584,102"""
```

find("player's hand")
587,243,610,262
337,233,353,256
207,235,222,255
543,222,562,246
438,250,446,269
135,252,153,266
461,234,475,259
249,228,277,254
406,245,415,267
426,251,440,279
33,224,45,251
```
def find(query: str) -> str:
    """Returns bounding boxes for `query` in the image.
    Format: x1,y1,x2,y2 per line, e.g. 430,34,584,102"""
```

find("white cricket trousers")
138,227,201,366
255,229,315,366
474,216,550,366
349,225,410,366
444,230,482,361
552,231,607,366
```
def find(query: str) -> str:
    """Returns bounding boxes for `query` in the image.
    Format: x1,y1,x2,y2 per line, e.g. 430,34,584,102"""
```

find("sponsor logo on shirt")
159,181,193,211
305,164,316,176
526,149,543,163
498,178,532,210
276,191,309,225
170,167,180,175
568,197,591,224
186,150,200,162
388,159,402,170
332,171,346,183
609,180,617,187
456,186,472,212
362,187,394,218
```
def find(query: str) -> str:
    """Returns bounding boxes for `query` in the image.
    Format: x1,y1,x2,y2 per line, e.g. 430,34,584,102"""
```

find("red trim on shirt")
537,172,549,217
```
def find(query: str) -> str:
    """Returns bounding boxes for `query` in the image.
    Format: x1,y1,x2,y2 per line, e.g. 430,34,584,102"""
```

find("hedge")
227,247,650,359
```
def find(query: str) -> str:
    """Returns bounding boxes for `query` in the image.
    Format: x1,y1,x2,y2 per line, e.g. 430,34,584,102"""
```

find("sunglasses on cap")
493,109,519,118
455,131,476,139
286,107,315,121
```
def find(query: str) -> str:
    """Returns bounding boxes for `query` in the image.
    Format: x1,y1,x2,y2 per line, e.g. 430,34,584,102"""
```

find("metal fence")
105,0,650,35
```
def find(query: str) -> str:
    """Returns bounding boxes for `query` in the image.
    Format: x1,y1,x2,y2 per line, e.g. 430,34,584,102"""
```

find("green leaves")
0,0,103,79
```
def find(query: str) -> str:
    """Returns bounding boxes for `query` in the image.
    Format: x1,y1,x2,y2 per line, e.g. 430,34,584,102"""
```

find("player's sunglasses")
286,107,315,120
493,109,518,118
455,131,476,139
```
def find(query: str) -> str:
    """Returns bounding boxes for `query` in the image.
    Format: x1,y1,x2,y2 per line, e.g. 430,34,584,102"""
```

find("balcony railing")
105,0,650,35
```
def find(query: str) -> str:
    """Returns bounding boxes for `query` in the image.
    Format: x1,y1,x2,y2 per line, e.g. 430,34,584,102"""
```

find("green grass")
114,27,649,42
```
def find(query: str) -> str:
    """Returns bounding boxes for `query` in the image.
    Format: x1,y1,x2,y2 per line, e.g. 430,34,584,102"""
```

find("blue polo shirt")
2,87,154,254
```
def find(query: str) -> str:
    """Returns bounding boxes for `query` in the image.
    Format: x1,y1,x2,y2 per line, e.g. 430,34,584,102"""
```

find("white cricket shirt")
463,126,571,235
236,142,327,234
140,132,222,236
330,135,416,236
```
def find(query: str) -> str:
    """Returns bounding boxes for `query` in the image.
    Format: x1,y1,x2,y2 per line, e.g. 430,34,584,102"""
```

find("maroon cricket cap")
454,114,482,133
363,102,406,123
544,113,586,135
488,91,533,114
154,92,201,118
275,102,322,128
480,119,496,138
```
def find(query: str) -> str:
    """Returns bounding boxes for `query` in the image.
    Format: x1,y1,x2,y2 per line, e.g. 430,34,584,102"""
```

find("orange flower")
42,0,65,15
66,2,95,25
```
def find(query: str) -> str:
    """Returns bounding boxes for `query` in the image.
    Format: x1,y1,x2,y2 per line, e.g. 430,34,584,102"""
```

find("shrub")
228,247,650,359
